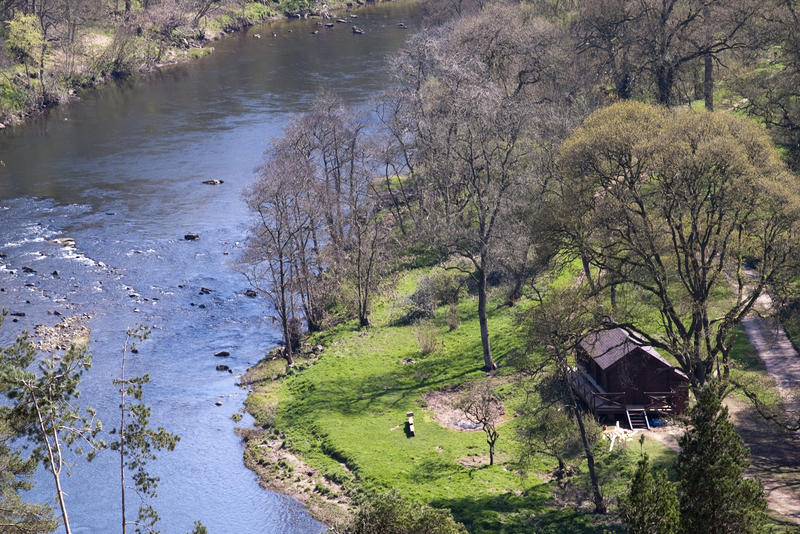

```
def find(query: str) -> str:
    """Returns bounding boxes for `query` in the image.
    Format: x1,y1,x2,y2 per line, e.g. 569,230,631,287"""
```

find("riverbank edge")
0,0,398,127
239,345,353,529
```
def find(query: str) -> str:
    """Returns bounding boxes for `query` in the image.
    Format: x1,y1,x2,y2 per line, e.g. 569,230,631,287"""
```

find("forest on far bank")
0,0,359,123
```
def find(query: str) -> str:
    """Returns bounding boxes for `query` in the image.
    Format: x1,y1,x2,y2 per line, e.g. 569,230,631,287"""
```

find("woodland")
3,0,800,532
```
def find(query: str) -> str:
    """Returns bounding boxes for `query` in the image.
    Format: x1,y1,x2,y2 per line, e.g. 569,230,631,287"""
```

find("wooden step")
626,409,650,430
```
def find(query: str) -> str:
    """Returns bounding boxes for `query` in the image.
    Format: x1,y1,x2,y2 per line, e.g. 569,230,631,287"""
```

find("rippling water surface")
0,4,419,531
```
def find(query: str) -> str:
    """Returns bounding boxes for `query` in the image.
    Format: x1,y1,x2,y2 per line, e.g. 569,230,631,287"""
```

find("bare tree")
384,6,573,369
576,0,762,106
241,153,311,365
455,381,502,466
288,94,388,328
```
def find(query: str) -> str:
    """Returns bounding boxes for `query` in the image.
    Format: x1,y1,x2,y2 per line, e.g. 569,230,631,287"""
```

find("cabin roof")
580,328,674,371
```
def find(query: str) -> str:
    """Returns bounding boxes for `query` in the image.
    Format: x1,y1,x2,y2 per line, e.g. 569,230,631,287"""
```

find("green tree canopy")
554,100,800,389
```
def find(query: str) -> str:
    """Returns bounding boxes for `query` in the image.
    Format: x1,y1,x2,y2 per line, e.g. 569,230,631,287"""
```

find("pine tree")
677,383,767,534
619,440,679,534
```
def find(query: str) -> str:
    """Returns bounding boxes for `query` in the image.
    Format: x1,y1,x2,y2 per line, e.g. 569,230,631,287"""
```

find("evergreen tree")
619,440,679,534
677,383,767,534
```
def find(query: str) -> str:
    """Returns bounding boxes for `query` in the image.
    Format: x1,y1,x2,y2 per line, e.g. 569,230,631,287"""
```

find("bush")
405,276,437,323
331,491,467,534
446,303,460,331
395,268,468,325
415,324,440,355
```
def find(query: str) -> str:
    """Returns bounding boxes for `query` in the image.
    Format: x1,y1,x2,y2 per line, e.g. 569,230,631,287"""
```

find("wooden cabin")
569,328,689,429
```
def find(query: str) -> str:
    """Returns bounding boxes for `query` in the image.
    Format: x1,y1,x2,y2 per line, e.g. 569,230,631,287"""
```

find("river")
0,3,419,532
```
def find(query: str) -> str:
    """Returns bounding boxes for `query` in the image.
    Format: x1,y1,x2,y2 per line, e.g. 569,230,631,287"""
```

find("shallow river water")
0,4,419,531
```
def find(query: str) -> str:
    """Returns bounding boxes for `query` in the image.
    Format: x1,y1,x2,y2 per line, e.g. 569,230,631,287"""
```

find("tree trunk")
477,266,497,371
281,315,294,366
656,65,674,106
52,468,72,534
610,284,617,314
32,394,72,534
279,257,294,367
703,54,713,111
38,48,46,98
580,252,595,292
488,440,494,465
567,385,605,514
703,4,714,111
120,355,127,534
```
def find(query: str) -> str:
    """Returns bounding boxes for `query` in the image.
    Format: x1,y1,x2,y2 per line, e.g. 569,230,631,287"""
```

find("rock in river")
215,350,231,357
184,233,200,241
244,289,257,297
51,237,76,247
202,179,224,185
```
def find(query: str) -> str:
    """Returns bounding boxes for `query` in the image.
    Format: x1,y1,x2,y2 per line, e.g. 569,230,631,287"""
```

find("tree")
331,490,467,534
455,381,502,466
518,285,607,513
0,332,104,534
516,377,586,480
5,13,43,87
290,94,388,328
676,383,767,533
555,101,800,390
576,0,762,106
242,94,391,338
736,0,800,169
110,326,179,534
241,153,311,365
0,420,56,534
619,440,680,534
0,313,57,534
384,4,572,369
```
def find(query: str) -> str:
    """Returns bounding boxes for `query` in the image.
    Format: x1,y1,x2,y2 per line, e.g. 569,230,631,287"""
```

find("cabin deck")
568,366,681,416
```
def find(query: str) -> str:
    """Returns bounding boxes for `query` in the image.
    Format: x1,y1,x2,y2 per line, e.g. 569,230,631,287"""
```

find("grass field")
242,269,688,532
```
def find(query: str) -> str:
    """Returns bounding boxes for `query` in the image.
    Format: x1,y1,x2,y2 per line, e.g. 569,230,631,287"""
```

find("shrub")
331,491,467,534
415,324,439,355
446,303,460,331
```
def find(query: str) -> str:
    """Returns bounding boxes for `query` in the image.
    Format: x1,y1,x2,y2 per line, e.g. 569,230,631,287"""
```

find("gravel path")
740,315,800,413
737,290,800,524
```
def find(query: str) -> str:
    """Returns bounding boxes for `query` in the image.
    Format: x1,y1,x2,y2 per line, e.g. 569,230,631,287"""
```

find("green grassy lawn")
244,269,680,533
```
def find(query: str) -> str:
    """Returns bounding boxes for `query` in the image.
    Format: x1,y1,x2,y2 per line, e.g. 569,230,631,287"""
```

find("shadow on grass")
409,456,465,483
432,485,623,534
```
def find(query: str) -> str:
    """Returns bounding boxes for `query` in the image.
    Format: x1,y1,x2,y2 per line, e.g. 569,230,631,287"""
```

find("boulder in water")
202,179,223,185
52,237,76,247
215,350,231,357
184,233,200,241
